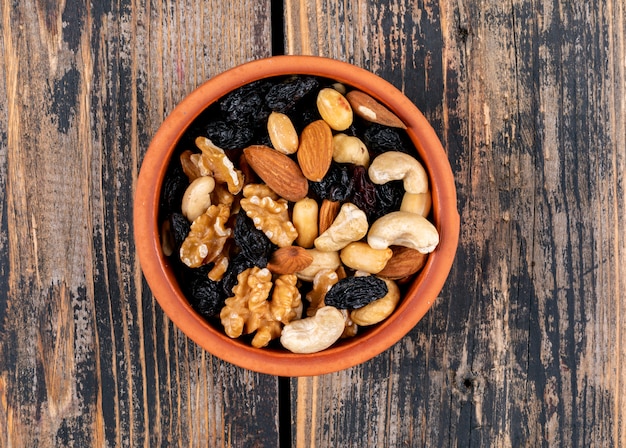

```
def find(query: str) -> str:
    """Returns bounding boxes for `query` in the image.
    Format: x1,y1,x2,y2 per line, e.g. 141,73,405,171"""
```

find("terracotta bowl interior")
134,55,460,376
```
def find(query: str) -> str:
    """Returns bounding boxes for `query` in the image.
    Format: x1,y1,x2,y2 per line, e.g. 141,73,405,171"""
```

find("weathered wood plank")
285,0,626,446
0,0,279,446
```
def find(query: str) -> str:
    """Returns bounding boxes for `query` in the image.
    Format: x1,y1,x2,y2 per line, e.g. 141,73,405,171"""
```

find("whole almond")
376,245,428,279
297,120,333,182
267,246,314,274
318,199,340,234
346,90,407,129
243,145,308,202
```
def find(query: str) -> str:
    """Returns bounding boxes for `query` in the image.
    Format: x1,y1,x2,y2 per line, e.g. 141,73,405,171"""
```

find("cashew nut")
295,249,341,282
368,151,428,194
400,191,432,217
314,203,369,252
340,242,393,274
350,278,400,326
368,211,439,254
280,306,345,353
332,133,370,167
292,197,319,248
181,176,216,221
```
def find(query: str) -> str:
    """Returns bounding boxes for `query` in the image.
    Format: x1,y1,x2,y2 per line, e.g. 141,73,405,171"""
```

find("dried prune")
220,80,273,125
204,120,255,150
309,163,353,201
265,76,320,113
363,124,413,156
324,276,388,309
233,211,277,267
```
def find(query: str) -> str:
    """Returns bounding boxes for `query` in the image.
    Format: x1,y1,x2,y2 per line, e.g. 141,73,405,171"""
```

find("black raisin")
168,213,191,249
324,276,389,309
363,124,414,156
188,275,226,318
160,159,188,216
309,163,353,201
233,211,277,267
372,180,405,221
220,80,273,125
289,97,322,133
265,76,320,113
220,253,256,298
175,263,227,318
204,120,255,150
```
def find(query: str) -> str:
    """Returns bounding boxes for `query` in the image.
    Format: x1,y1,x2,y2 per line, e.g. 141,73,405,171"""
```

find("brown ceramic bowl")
134,55,459,376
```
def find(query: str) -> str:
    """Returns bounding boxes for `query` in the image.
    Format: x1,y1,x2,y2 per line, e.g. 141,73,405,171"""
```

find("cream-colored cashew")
332,133,370,167
314,203,369,252
295,249,341,282
340,242,393,274
292,198,319,248
181,176,216,221
368,151,428,194
350,278,400,326
368,211,439,254
400,191,432,217
280,306,345,353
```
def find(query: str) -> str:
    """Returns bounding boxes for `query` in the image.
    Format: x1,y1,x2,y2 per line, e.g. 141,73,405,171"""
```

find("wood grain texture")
0,1,279,447
285,0,626,446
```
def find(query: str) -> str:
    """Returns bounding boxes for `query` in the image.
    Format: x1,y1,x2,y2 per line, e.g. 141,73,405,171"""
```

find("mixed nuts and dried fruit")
159,75,439,354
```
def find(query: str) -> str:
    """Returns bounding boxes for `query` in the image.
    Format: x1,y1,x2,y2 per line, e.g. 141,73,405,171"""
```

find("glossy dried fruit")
309,163,353,202
265,76,320,113
160,160,188,216
204,120,256,150
323,275,388,309
168,213,191,249
350,165,377,220
233,210,277,267
179,263,227,318
220,79,273,125
189,275,226,318
372,180,405,221
363,124,414,156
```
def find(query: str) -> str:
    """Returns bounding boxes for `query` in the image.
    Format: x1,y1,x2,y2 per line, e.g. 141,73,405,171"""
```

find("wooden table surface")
2,0,625,446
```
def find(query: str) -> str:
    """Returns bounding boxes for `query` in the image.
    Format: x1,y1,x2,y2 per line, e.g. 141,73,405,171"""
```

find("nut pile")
159,75,439,353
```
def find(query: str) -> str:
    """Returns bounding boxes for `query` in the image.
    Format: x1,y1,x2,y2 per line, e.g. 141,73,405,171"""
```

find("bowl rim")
134,55,460,377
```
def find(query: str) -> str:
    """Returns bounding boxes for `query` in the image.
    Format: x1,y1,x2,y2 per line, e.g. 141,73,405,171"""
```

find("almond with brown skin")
297,120,334,182
318,199,340,234
346,90,407,129
267,246,314,275
243,145,309,202
376,245,428,280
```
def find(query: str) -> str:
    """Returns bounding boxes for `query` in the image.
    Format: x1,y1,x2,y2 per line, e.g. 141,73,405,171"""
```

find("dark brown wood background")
1,0,624,446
